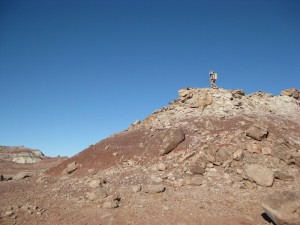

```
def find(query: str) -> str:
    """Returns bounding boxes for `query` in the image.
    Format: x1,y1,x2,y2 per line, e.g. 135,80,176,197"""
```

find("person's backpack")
213,73,218,80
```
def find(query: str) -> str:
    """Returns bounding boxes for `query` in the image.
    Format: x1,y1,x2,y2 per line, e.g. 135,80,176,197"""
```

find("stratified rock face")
245,164,274,187
0,146,44,164
262,191,300,225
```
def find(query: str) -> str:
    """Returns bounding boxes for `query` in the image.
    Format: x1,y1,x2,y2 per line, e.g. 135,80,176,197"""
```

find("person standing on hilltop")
209,71,219,89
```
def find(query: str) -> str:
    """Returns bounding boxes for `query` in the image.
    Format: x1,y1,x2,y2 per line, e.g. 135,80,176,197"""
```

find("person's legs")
210,78,217,88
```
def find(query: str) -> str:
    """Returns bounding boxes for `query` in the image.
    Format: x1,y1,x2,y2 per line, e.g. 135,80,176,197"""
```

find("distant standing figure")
209,71,218,89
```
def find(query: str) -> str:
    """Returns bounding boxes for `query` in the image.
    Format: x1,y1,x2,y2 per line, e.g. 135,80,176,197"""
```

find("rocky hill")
1,87,300,225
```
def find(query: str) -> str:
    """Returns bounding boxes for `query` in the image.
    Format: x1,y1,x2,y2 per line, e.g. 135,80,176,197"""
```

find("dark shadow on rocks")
261,213,276,225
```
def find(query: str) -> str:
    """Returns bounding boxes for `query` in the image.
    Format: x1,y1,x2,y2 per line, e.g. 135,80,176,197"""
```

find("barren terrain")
1,87,300,225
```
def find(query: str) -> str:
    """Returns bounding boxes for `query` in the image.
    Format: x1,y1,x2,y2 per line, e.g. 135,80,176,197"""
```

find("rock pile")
43,87,300,225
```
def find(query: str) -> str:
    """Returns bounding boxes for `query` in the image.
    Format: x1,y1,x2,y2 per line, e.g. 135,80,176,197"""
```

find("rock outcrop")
0,146,44,164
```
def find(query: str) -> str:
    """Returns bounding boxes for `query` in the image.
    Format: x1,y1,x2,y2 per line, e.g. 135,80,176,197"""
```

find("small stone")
162,206,170,211
88,169,95,174
188,165,205,175
157,163,167,171
184,175,202,186
143,184,165,193
89,180,101,188
262,147,272,155
151,176,163,183
132,185,141,193
233,149,244,160
2,211,14,217
274,171,294,181
103,201,118,209
207,163,214,168
113,152,118,157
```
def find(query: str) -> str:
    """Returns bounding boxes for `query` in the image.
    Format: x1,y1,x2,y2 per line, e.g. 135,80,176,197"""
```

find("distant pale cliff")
0,146,45,164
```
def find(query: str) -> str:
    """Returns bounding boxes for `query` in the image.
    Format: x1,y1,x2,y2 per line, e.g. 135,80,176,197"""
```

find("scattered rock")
103,200,118,209
0,174,4,181
274,171,294,181
160,127,185,155
62,161,78,175
157,162,167,171
293,153,300,168
14,172,31,180
86,188,108,202
184,174,202,186
272,143,292,163
89,180,101,188
262,191,300,225
143,184,165,193
244,164,274,187
233,149,244,160
203,144,219,163
246,124,268,141
262,147,272,155
151,175,163,183
132,185,141,193
188,165,206,175
215,148,230,163
1,211,14,217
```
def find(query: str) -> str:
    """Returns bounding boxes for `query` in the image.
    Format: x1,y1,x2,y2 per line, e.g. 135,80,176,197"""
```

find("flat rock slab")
13,172,31,180
262,191,300,225
160,127,185,155
143,184,165,193
246,125,268,141
245,164,274,187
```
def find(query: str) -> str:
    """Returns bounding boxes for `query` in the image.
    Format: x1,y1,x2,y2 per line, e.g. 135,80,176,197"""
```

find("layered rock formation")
0,146,44,164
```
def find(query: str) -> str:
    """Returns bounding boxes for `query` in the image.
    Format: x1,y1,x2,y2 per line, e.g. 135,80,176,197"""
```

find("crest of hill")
46,87,300,177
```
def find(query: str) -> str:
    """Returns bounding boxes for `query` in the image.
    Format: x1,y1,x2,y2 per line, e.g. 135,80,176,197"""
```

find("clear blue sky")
0,0,299,157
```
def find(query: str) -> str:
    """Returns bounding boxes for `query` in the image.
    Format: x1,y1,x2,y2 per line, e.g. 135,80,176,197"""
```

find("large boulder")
160,127,185,155
262,191,300,225
246,124,268,141
244,164,274,187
